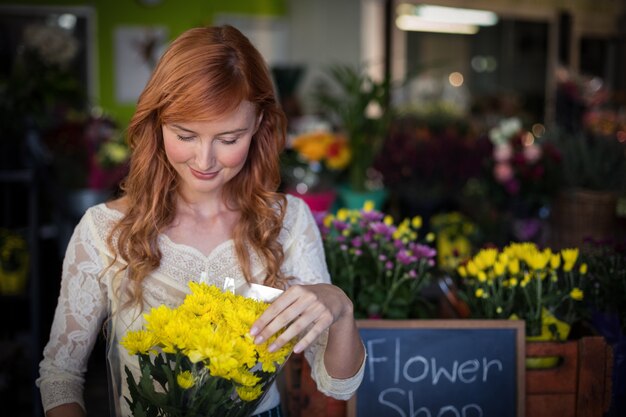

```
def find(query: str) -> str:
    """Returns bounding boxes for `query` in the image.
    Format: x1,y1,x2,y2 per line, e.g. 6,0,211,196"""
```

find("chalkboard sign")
348,320,525,417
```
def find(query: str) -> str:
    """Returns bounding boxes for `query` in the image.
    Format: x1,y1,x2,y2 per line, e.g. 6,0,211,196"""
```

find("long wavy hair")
107,25,288,308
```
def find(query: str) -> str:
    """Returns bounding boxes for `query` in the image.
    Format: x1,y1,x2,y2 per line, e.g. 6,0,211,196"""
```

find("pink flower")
493,144,513,162
523,144,542,163
493,162,514,183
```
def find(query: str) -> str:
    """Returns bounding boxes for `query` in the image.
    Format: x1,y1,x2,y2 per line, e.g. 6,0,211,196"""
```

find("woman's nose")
195,140,214,170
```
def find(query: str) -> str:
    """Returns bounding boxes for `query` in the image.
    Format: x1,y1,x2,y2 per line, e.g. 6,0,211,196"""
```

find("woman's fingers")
250,284,341,353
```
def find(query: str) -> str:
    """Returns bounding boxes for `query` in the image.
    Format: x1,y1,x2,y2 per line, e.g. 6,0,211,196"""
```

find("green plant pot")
336,185,388,210
525,311,571,369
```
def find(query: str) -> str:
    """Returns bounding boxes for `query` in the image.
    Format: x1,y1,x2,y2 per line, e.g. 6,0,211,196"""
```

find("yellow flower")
570,287,584,301
425,232,435,242
457,265,467,278
176,371,195,389
526,249,550,270
337,208,349,221
236,384,263,402
579,263,588,274
561,248,579,272
474,288,484,298
291,131,334,162
549,254,561,270
493,261,506,276
507,258,520,275
383,215,394,226
323,214,334,228
411,216,422,229
120,330,157,355
363,200,375,212
466,260,479,276
474,248,498,270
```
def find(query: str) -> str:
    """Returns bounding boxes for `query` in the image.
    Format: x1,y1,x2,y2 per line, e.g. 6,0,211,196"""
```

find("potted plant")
312,65,392,209
280,129,350,213
315,201,437,319
454,242,589,365
544,117,626,248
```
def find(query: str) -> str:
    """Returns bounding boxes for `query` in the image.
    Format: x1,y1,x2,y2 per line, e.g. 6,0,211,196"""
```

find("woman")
37,25,365,417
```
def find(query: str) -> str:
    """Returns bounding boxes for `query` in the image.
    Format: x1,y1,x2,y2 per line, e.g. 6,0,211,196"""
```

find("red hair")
108,26,288,307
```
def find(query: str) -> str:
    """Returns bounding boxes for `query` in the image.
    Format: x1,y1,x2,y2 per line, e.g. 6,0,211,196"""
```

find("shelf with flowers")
280,129,350,214
312,65,392,210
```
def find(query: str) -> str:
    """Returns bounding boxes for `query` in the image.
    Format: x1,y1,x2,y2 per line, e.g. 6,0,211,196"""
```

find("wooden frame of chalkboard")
348,320,525,417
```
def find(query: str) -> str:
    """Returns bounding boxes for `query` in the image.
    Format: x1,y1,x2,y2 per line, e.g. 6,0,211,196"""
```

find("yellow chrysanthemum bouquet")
455,242,588,339
120,282,294,417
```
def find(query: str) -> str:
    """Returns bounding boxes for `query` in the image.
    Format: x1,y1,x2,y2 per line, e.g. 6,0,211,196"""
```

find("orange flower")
291,131,351,170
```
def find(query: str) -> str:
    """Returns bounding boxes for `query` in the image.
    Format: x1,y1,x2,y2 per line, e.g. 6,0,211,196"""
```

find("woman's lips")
190,167,218,180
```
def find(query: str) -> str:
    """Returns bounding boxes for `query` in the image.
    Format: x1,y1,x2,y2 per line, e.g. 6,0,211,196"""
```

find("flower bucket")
287,189,336,214
525,310,571,369
336,185,387,211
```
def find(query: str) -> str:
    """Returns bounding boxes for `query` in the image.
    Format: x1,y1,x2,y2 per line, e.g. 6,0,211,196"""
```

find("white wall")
286,0,363,113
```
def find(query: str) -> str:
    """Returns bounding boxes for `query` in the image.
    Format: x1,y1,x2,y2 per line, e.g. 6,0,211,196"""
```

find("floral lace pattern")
37,195,364,415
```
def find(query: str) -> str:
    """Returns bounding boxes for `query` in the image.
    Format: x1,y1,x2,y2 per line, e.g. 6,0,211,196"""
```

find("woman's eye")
176,135,195,142
219,137,239,145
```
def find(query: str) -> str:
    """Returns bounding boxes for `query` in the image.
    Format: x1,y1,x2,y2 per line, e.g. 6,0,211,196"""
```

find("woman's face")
162,100,260,201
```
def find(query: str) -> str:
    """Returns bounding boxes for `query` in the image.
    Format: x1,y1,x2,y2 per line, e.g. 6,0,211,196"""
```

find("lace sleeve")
282,196,365,400
36,209,110,413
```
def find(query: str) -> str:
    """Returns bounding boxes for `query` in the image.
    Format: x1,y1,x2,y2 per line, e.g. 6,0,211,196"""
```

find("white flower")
23,24,79,68
489,117,522,145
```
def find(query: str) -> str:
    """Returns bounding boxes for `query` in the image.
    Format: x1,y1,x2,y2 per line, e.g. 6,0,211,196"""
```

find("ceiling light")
396,3,498,33
396,15,479,34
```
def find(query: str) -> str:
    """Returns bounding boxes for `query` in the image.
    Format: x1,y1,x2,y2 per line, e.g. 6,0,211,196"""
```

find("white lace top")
37,194,365,416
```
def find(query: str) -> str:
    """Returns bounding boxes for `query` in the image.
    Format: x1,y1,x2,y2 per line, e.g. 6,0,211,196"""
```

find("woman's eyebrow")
171,124,197,134
170,125,249,135
215,127,249,136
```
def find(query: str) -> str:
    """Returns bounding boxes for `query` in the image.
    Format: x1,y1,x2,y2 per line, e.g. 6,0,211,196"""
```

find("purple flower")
332,219,350,232
351,237,363,247
409,269,417,278
385,261,394,270
378,254,387,262
397,250,417,265
361,210,384,222
370,222,394,238
354,249,363,256
394,239,407,250
411,243,437,259
340,244,348,251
